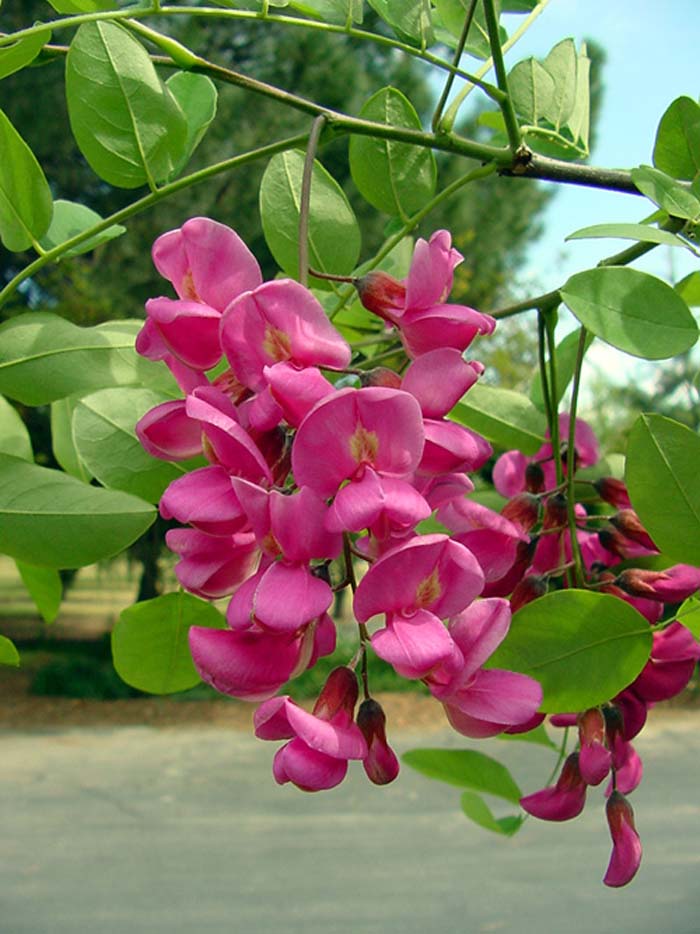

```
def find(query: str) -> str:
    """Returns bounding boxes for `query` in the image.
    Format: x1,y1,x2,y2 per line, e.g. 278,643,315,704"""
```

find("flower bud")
594,476,632,510
542,493,568,530
501,492,541,532
356,698,400,785
604,791,642,887
609,509,656,551
615,565,700,603
510,574,548,612
355,271,406,322
312,667,359,721
360,367,403,390
577,708,611,786
525,461,545,493
520,752,587,821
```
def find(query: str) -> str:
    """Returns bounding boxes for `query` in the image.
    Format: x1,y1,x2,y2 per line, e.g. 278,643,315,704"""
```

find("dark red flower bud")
598,526,653,560
501,492,541,532
312,667,359,721
542,493,568,530
360,366,403,389
354,271,406,322
357,699,400,785
610,509,656,551
604,791,642,887
561,443,579,476
510,574,548,612
577,707,611,786
615,565,700,603
525,461,545,493
603,704,625,745
594,476,632,510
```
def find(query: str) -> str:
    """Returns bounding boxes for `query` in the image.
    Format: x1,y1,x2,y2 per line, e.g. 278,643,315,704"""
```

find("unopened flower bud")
603,704,624,746
360,366,403,389
615,565,700,603
312,667,359,721
356,698,400,785
525,461,545,493
560,442,579,476
520,752,587,821
577,708,611,786
510,574,548,612
594,476,632,510
542,493,568,530
610,510,656,551
604,791,642,887
501,492,540,532
354,271,406,322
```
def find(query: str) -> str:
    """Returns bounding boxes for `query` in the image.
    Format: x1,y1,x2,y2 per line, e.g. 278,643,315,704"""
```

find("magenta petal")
578,742,612,786
402,349,481,417
265,362,335,427
326,469,430,535
166,528,259,599
189,629,300,701
492,450,528,498
419,419,493,475
285,704,367,759
272,739,348,791
254,695,296,739
604,792,642,887
405,230,462,310
447,598,512,681
400,303,496,358
136,400,203,461
145,297,222,370
270,486,343,562
160,466,247,535
371,609,455,679
520,754,587,822
253,563,333,631
445,668,543,732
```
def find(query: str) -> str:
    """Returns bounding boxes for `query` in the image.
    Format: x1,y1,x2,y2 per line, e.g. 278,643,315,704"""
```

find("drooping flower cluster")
134,216,700,888
466,417,700,886
135,217,542,793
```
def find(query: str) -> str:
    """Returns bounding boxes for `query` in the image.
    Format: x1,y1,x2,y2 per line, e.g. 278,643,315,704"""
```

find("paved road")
3,711,699,934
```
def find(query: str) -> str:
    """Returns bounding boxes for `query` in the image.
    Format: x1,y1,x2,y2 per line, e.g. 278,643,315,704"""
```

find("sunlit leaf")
0,108,52,251
402,748,522,802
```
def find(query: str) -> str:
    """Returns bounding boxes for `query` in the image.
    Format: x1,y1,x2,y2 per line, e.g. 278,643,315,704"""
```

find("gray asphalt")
2,711,700,934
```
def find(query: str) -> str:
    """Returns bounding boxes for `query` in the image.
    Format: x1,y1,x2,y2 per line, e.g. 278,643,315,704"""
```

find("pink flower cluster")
467,417,700,886
134,217,542,792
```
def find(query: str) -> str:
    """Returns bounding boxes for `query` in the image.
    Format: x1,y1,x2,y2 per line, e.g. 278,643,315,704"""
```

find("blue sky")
493,0,699,291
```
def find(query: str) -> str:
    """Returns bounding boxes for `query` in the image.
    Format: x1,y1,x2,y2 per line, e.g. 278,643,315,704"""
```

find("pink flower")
136,399,203,461
159,465,248,535
603,791,642,887
437,498,529,583
520,752,587,821
165,528,259,599
254,667,367,792
401,349,483,418
629,621,700,703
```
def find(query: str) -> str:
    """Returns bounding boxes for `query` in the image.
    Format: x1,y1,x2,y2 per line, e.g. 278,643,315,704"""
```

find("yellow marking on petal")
349,423,379,465
261,531,282,558
415,568,442,608
181,270,200,301
262,324,292,362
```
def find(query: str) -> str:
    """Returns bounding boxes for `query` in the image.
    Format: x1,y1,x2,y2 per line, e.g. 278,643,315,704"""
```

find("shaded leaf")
487,590,653,712
15,561,62,624
402,748,522,802
47,1,115,10
0,24,51,80
677,596,700,640
165,72,218,178
566,222,692,249
0,108,53,251
625,414,700,566
631,165,700,221
653,96,700,181
451,384,546,455
0,635,20,667
530,327,594,412
497,722,556,749
39,199,126,257
560,266,698,360
461,792,523,836
112,592,226,694
0,453,155,568
50,397,92,482
0,395,32,461
675,271,700,306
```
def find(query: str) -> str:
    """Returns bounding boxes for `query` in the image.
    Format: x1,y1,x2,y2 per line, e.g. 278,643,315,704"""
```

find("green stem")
565,327,589,588
492,288,560,320
537,311,554,432
0,132,309,310
432,0,482,133
299,115,327,288
483,0,522,152
544,311,563,486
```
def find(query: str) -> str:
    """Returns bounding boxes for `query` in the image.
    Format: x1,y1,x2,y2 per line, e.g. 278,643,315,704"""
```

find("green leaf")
675,271,700,306
15,560,62,624
0,108,53,251
0,25,51,80
402,748,522,802
625,414,700,566
46,0,116,10
653,96,700,181
259,149,361,282
567,41,590,150
366,0,433,47
566,222,692,249
165,72,218,178
560,266,698,360
350,87,437,218
288,0,363,24
530,327,594,412
451,384,546,455
0,313,176,405
39,199,126,256
72,387,192,503
0,453,155,568
631,165,700,221
460,792,523,836
0,635,20,668
677,596,700,639
65,22,187,189
542,39,577,132
0,395,32,461
487,590,653,712
50,397,92,482
508,57,554,126
112,592,226,694
434,0,505,59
